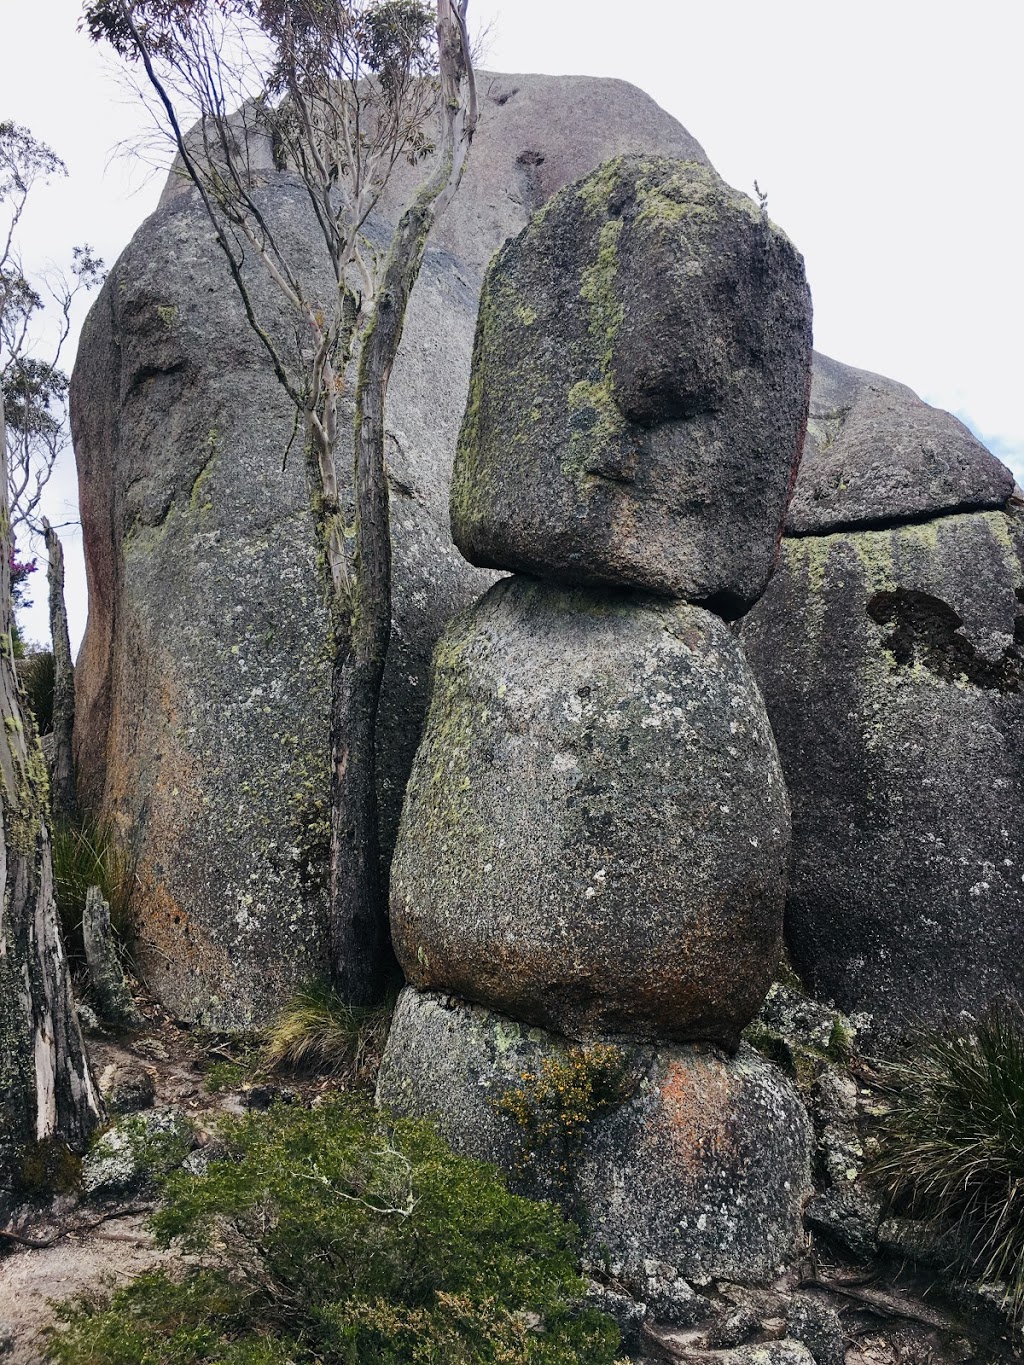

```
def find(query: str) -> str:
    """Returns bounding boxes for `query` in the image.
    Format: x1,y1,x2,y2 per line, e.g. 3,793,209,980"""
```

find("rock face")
71,76,712,1028
390,576,790,1047
787,352,1014,535
377,988,813,1286
451,157,812,613
743,498,1024,1043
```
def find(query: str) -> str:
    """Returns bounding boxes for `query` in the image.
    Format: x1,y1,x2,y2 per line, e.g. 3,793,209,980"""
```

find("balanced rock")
72,76,711,1028
377,988,813,1286
390,575,790,1049
787,352,1014,534
451,156,813,612
742,506,1024,1044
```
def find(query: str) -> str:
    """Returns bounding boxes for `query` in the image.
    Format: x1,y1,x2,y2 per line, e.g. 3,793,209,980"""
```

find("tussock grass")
264,979,392,1079
17,647,55,734
51,816,137,959
872,1006,1024,1318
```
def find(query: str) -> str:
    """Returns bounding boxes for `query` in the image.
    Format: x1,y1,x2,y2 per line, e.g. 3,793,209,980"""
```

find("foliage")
264,977,392,1079
0,122,103,537
50,816,137,961
492,1045,633,1186
871,1006,1024,1319
47,1097,621,1364
18,645,54,733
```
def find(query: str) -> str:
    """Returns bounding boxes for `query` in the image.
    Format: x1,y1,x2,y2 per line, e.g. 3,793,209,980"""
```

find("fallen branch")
803,1274,965,1334
0,1203,155,1250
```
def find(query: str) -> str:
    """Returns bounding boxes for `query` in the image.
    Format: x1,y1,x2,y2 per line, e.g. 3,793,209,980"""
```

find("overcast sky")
3,0,1023,647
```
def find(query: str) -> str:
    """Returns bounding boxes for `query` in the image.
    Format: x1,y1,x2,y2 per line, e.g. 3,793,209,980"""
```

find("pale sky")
3,0,1023,647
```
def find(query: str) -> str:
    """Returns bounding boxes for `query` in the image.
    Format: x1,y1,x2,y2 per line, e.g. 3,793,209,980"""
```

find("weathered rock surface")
377,988,812,1285
72,76,711,1028
81,1107,193,1203
452,157,812,612
390,576,790,1048
786,352,1014,534
742,508,1024,1044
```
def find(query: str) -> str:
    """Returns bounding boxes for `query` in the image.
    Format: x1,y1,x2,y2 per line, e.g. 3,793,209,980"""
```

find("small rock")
586,1283,647,1352
0,1319,15,1356
638,1260,713,1327
720,1343,817,1365
786,1291,845,1365
75,1001,103,1035
100,1062,156,1114
704,1304,759,1349
134,1036,169,1061
243,1084,298,1111
811,1069,859,1125
180,1137,230,1178
756,984,851,1058
804,1188,881,1260
642,1338,815,1365
82,1107,194,1203
877,1216,957,1269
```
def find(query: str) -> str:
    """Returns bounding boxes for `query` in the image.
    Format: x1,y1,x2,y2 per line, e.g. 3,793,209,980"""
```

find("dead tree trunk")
329,0,478,1004
0,397,101,1195
42,518,77,824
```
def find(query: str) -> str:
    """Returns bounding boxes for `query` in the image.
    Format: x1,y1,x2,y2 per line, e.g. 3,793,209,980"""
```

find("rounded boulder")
390,576,790,1048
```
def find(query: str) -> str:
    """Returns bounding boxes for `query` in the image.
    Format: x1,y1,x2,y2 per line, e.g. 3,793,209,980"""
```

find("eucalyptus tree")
84,0,478,1003
1,123,103,821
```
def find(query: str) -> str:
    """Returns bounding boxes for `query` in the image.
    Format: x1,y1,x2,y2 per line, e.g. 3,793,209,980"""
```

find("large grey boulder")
71,76,712,1028
787,352,1014,534
742,507,1024,1045
377,988,813,1287
390,575,790,1049
451,157,812,612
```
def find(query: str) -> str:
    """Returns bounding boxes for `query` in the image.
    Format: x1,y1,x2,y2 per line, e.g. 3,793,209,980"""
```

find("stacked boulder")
378,156,816,1288
742,353,1024,1049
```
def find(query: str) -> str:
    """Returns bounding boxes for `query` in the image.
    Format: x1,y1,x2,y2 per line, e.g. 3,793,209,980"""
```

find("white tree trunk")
0,396,101,1199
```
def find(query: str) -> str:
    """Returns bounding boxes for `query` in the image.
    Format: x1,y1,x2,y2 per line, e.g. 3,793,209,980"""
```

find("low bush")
872,1007,1024,1318
47,1096,622,1364
492,1044,633,1188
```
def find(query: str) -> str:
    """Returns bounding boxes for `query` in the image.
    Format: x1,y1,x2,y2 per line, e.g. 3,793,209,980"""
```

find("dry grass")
264,979,392,1081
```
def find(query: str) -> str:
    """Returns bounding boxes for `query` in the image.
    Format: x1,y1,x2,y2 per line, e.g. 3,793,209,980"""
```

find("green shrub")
47,1097,621,1364
50,816,137,961
492,1044,634,1187
264,978,392,1079
872,1007,1024,1318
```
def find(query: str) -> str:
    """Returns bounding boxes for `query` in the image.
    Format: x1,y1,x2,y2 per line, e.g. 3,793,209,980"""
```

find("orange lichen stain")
134,862,232,984
657,1053,740,1176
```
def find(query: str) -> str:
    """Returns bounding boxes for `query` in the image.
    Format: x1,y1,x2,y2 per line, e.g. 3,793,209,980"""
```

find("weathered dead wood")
41,518,76,823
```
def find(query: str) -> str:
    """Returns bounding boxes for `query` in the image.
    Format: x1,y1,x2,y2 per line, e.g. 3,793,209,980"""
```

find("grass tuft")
17,648,55,734
264,979,392,1080
871,1006,1024,1319
51,816,137,961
